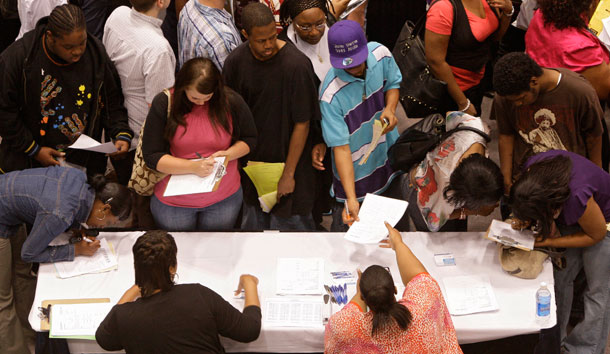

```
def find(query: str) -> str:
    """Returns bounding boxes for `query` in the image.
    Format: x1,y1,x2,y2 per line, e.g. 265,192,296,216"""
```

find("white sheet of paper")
68,134,117,154
264,298,323,327
54,238,117,279
442,274,499,316
487,219,535,251
344,194,408,244
276,258,324,295
50,302,113,337
163,156,225,197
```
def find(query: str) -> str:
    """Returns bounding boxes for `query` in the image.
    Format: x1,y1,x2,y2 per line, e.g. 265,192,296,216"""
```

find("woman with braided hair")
96,230,262,353
325,223,462,354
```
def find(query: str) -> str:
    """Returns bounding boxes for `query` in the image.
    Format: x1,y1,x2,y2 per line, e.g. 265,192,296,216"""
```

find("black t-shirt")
223,42,321,217
33,38,95,155
96,284,262,354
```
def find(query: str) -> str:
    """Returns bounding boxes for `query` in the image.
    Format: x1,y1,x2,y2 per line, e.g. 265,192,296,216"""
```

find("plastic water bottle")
536,282,551,324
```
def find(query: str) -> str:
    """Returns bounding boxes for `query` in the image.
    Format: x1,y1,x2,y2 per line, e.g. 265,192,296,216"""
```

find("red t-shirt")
154,103,240,208
426,0,499,90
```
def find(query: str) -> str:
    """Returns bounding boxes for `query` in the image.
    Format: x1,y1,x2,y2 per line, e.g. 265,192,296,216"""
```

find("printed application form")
345,194,408,244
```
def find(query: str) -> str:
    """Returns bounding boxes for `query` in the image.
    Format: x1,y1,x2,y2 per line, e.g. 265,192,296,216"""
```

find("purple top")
525,150,610,225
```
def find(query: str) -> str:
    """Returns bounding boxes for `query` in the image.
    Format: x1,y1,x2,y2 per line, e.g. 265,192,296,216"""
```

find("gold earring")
95,209,106,221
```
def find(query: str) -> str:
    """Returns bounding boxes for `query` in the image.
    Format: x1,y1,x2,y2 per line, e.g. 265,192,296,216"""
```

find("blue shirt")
0,166,94,263
319,42,403,201
178,0,242,70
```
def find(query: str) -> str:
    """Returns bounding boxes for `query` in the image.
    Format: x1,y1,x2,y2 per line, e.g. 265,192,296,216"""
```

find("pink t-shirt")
154,103,240,208
426,0,499,90
525,10,610,73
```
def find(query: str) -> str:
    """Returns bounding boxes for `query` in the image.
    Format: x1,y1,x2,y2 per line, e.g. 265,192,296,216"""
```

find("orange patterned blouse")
324,273,463,354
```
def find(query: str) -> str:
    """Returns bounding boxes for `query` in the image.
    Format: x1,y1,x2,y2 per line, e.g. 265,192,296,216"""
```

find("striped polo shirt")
320,42,403,202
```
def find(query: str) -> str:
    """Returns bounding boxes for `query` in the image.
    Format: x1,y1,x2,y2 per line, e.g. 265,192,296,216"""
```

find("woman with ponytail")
96,230,262,353
0,165,131,353
325,222,462,354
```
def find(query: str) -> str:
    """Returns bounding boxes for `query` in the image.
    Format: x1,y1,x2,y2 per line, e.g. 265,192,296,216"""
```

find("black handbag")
392,3,453,117
387,113,491,172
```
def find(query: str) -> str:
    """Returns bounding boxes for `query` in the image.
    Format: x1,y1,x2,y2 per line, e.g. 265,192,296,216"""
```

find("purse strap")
441,125,491,143
163,89,172,119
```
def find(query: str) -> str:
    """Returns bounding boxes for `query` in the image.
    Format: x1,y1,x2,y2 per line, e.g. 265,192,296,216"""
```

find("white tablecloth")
29,231,556,353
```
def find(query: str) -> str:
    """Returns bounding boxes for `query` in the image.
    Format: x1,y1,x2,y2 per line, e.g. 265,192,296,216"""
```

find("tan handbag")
127,89,170,196
498,244,549,279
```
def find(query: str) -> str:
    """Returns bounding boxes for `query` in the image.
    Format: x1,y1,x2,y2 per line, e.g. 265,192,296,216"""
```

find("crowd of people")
0,0,609,353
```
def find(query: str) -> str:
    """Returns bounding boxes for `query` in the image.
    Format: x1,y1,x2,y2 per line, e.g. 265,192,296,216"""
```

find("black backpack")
387,113,491,172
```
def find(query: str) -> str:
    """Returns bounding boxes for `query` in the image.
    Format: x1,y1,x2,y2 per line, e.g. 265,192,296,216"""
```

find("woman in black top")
96,230,262,354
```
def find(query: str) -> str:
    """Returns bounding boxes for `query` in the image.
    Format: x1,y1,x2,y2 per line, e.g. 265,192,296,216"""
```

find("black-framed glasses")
294,22,326,33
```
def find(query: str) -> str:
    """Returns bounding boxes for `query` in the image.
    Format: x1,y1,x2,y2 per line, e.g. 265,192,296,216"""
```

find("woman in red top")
142,57,257,231
425,0,512,116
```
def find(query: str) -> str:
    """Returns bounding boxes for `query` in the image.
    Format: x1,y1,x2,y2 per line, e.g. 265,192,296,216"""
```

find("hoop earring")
95,209,106,221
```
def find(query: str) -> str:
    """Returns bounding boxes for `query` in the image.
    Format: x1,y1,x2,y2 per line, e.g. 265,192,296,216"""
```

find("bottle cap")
540,282,547,287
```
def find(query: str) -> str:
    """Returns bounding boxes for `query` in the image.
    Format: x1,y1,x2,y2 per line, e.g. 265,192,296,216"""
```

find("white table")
29,231,556,353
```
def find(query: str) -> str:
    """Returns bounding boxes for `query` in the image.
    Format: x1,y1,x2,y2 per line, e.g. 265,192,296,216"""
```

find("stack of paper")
486,219,535,251
264,298,324,327
344,194,408,244
590,0,610,35
359,119,388,165
276,258,324,295
442,275,499,315
50,302,113,339
243,162,285,213
164,156,226,197
54,238,118,278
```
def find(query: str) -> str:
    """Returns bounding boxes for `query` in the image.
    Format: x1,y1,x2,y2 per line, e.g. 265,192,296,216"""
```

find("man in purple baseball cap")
319,20,404,232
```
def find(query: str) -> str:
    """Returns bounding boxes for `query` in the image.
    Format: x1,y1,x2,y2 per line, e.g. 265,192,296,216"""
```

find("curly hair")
493,53,543,96
538,0,595,30
133,230,178,298
509,155,572,240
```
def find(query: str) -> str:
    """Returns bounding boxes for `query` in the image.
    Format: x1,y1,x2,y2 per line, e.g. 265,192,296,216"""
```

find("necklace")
291,25,324,63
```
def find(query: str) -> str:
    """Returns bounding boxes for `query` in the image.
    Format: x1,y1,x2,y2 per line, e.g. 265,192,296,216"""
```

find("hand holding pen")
74,236,100,257
191,152,216,178
342,199,360,226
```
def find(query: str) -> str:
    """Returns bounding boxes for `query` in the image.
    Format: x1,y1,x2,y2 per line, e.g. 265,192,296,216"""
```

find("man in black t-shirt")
0,4,133,176
223,3,320,231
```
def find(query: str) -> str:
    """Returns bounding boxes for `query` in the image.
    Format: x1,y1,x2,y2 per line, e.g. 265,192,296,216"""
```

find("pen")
82,236,93,243
195,152,203,159
381,118,389,126
344,200,351,221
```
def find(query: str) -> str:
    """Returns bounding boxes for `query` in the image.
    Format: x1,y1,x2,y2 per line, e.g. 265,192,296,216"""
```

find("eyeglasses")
294,22,326,33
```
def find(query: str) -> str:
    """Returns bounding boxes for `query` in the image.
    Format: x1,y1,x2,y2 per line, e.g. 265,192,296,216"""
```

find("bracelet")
459,208,467,220
460,99,471,112
503,5,514,17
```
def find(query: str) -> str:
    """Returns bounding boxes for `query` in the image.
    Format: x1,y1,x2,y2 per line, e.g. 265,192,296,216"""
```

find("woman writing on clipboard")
142,57,257,231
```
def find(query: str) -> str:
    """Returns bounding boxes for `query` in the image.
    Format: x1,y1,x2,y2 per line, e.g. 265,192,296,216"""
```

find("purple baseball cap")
327,20,368,69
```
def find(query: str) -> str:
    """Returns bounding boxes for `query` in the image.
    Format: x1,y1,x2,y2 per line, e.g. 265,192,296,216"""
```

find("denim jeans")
0,237,29,354
555,225,610,354
240,202,315,231
151,188,243,231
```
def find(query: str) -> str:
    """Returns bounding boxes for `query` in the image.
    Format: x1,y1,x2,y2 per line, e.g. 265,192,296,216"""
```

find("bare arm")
488,0,513,40
211,141,250,161
156,155,216,178
333,144,359,223
580,63,610,102
380,222,428,286
498,134,515,195
379,88,399,134
425,30,476,115
585,134,603,168
117,285,141,304
535,197,607,248
175,0,188,17
277,121,310,199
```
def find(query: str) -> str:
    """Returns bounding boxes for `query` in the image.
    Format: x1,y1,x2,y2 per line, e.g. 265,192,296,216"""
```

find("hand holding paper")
345,194,408,244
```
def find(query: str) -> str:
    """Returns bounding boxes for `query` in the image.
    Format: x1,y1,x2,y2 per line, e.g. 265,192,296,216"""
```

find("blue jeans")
150,188,243,231
555,225,610,354
240,202,315,231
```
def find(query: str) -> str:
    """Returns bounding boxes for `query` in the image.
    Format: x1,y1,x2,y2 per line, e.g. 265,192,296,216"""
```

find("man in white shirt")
16,0,66,40
103,0,176,186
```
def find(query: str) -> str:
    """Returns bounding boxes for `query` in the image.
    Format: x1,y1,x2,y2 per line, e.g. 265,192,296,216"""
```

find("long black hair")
165,57,231,141
133,230,178,298
359,265,412,336
509,155,572,239
444,154,503,211
88,174,132,221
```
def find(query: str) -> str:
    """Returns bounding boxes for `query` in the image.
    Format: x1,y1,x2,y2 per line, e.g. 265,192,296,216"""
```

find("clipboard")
484,219,535,251
211,157,229,192
39,298,110,330
163,156,228,197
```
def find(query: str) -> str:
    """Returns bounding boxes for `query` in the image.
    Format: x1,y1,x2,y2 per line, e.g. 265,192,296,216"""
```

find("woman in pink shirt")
142,57,257,231
425,0,512,116
525,0,610,170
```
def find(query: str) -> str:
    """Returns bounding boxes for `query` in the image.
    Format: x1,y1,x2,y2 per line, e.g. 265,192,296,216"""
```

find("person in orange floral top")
324,222,463,354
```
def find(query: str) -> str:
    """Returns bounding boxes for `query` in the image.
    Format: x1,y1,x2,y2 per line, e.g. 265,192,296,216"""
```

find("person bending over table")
509,150,610,354
401,111,503,232
96,230,262,354
142,57,257,231
325,222,462,353
0,166,131,354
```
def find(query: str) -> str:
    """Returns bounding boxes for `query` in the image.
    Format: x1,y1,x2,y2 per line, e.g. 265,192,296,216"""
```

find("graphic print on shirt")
39,75,90,144
518,108,567,154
